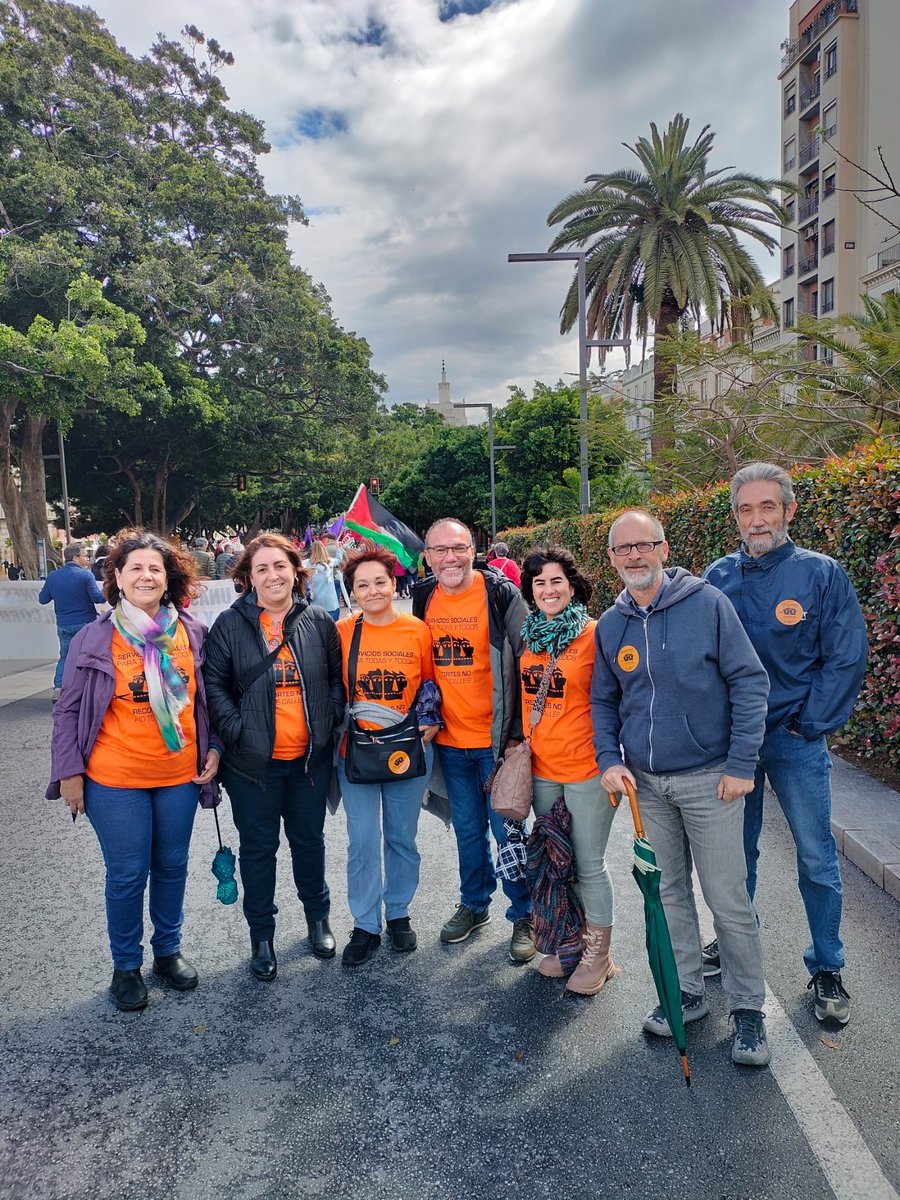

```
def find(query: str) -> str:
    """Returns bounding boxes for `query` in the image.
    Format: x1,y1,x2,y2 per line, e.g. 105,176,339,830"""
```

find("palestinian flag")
344,485,424,570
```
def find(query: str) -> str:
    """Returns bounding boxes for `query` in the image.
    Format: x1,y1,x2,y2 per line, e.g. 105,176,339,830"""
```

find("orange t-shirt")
260,610,309,760
424,573,493,749
337,611,434,755
87,624,198,788
520,621,599,783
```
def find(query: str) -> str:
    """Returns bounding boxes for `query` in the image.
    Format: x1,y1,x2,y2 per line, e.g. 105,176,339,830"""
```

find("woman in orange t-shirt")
520,544,618,996
336,545,440,967
49,529,222,1013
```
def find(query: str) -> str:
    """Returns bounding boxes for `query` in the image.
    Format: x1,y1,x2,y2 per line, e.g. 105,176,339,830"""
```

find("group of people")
47,461,868,1075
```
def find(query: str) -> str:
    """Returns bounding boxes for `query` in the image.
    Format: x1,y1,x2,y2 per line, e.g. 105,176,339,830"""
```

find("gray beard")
618,562,663,593
744,526,789,559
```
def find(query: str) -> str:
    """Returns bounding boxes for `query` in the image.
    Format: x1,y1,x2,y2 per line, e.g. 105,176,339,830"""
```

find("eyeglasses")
426,544,473,558
610,540,664,557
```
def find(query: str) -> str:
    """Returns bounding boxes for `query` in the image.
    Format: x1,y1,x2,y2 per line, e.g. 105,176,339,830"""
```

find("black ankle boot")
111,969,148,1011
250,940,277,981
153,952,199,991
308,918,336,959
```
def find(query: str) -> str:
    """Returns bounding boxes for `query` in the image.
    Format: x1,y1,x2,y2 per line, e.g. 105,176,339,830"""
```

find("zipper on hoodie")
642,616,657,772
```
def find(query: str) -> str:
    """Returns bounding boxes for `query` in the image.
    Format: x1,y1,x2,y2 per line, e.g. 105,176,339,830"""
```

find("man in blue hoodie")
592,509,771,1067
703,463,867,1027
39,541,106,699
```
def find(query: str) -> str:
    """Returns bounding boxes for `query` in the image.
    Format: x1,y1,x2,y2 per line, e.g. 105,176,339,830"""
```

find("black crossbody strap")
527,654,560,734
238,603,306,695
346,615,365,703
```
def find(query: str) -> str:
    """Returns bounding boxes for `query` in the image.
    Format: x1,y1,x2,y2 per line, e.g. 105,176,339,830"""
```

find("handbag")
344,617,426,784
487,654,560,821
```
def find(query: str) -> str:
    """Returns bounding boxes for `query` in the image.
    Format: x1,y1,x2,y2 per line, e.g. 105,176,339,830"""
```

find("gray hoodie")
591,567,769,779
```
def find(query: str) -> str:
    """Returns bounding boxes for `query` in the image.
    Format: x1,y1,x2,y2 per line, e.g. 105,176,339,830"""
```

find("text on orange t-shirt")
520,621,599,783
260,609,309,761
424,573,493,749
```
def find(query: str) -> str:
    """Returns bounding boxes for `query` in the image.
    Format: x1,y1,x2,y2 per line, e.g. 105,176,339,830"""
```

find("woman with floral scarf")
48,530,221,1012
519,544,618,995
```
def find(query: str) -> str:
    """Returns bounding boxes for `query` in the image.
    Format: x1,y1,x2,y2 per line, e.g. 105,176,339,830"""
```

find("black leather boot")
250,939,277,981
308,918,336,959
153,952,199,991
111,969,148,1011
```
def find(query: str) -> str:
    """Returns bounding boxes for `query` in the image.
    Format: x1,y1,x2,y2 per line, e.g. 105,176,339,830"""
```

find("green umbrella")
609,780,691,1087
211,807,238,906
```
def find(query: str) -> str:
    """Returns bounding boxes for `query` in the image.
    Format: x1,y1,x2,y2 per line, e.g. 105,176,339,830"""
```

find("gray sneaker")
701,938,721,978
440,904,490,944
808,971,851,1025
509,918,536,963
730,1008,771,1067
642,990,709,1038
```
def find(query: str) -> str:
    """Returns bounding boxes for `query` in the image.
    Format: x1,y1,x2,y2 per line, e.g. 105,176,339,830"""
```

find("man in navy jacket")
704,462,868,1026
38,542,106,697
592,509,771,1068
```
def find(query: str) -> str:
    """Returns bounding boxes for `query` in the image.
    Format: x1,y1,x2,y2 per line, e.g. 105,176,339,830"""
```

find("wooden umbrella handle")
606,778,645,840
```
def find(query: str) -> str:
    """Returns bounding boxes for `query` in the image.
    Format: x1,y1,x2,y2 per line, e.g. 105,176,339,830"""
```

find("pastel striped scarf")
112,599,189,752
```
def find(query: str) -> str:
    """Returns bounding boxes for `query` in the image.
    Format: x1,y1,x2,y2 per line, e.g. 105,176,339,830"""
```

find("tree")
546,114,789,464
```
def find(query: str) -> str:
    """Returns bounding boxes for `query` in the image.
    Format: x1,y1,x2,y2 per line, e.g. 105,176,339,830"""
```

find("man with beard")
703,463,867,1026
592,510,772,1067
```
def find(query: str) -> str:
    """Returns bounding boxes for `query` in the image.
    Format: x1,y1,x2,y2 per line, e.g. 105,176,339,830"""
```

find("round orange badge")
617,645,640,672
388,751,411,775
775,600,805,626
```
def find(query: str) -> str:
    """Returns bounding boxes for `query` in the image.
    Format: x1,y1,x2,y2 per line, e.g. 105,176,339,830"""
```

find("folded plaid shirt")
496,818,528,882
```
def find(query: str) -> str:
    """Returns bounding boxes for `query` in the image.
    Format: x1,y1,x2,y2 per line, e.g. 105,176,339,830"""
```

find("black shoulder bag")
344,616,426,785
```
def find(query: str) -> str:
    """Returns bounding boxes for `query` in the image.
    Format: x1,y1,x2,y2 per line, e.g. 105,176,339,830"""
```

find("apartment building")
779,0,900,351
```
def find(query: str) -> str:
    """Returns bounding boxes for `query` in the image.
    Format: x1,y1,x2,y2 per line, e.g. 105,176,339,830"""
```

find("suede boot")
566,924,616,995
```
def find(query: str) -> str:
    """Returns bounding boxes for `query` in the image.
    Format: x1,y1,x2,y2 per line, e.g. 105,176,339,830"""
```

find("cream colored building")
779,0,900,348
426,361,467,427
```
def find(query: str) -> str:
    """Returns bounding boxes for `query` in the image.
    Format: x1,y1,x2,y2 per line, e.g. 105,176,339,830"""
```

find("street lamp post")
508,251,629,514
454,401,514,543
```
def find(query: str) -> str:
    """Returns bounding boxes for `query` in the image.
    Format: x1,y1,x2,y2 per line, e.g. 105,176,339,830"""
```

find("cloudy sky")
87,0,789,411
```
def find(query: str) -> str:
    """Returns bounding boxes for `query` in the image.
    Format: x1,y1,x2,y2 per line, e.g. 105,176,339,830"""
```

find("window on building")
821,345,834,365
783,298,795,327
822,278,835,313
784,138,796,171
786,199,796,223
784,244,796,276
823,166,836,198
822,220,836,255
785,85,796,116
825,41,837,78
698,378,707,404
823,101,837,139
808,290,818,316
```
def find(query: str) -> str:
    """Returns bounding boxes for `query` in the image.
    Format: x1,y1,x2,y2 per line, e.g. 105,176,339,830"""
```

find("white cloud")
91,0,787,411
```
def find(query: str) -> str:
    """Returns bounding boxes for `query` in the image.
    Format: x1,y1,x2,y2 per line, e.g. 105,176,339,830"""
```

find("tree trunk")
151,464,168,532
651,298,682,464
0,399,40,578
20,414,59,565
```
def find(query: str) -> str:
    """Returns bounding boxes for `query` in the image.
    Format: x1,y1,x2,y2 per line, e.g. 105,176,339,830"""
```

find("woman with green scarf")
520,544,618,996
48,529,222,1012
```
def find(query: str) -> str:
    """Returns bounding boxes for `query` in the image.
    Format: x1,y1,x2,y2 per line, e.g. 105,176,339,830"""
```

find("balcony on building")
799,78,821,114
781,0,859,72
798,196,820,223
798,252,819,277
799,136,820,171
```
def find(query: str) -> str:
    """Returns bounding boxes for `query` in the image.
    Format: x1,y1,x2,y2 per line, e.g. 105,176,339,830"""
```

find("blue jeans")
338,744,433,934
743,725,843,976
221,757,331,942
84,779,200,970
633,763,765,1012
437,745,532,922
55,621,91,688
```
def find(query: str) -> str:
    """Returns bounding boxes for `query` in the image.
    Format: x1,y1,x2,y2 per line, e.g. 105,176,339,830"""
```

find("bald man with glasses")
413,518,535,963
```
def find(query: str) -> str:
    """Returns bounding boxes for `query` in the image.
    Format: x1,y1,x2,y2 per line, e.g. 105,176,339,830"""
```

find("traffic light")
370,476,380,495
237,474,247,492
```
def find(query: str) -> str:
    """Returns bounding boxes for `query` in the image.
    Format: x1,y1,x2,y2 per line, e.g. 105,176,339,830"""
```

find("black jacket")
203,592,345,786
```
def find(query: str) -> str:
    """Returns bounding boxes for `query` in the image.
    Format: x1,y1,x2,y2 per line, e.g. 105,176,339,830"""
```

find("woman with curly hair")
47,529,222,1012
519,544,618,995
203,533,345,980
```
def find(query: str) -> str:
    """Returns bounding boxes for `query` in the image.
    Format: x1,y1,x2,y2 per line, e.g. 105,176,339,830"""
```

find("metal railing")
784,263,796,277
799,137,820,166
798,196,820,222
781,0,858,71
800,79,821,109
878,243,900,269
798,253,819,276
784,155,797,171
821,297,835,312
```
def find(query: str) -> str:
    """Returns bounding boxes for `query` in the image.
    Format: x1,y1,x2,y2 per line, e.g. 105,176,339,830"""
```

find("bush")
501,438,900,769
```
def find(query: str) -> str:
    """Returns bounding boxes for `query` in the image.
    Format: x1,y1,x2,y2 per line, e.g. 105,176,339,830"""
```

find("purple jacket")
46,609,222,808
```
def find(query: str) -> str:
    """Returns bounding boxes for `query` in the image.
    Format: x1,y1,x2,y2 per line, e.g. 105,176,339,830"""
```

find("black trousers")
222,756,332,942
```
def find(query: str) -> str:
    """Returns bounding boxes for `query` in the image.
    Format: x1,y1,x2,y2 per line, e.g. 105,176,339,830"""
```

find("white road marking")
0,664,54,707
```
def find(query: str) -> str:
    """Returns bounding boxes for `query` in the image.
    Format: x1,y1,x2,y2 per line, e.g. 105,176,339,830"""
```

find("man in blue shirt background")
38,541,106,698
704,462,868,1027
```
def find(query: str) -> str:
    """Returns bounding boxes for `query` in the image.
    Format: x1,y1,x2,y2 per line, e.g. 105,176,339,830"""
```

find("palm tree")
547,114,789,462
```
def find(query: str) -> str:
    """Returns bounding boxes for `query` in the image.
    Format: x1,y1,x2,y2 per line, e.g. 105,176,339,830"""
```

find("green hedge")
501,438,900,768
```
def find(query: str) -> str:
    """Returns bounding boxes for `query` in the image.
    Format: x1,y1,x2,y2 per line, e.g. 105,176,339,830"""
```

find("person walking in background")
703,462,868,1026
412,518,535,964
393,558,409,598
519,545,618,995
190,537,217,580
47,529,221,1012
215,541,239,580
306,541,341,620
336,545,440,966
592,509,772,1068
91,545,110,582
38,541,106,701
487,542,521,587
203,533,345,980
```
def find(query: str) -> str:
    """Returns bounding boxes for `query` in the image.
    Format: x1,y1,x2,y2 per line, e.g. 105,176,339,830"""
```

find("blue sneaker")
730,1008,771,1067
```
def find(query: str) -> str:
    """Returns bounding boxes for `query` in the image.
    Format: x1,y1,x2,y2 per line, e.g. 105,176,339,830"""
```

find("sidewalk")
3,657,897,902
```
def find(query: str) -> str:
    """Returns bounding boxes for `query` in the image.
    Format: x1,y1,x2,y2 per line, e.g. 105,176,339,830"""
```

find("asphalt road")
1,688,899,1200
